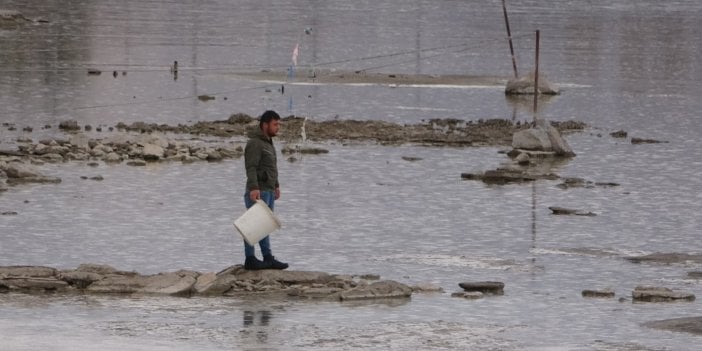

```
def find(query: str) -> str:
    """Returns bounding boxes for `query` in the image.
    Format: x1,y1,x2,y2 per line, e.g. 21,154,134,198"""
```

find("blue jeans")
243,190,274,257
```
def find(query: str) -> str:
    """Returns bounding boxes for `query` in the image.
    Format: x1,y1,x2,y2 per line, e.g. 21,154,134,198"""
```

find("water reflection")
241,309,272,345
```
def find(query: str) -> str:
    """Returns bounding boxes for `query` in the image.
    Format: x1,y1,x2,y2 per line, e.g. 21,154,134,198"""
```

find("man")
242,110,289,270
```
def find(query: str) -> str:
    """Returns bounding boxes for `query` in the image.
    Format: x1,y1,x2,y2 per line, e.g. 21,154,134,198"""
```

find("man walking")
242,110,289,270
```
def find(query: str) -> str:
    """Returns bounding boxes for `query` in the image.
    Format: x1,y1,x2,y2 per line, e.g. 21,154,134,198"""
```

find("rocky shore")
0,264,412,302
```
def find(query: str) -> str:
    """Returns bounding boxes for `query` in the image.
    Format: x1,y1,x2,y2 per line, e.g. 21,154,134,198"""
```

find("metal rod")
533,30,540,121
502,0,519,78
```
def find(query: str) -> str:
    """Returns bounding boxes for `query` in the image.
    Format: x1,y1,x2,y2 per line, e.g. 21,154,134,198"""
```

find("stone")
142,143,164,161
610,130,628,138
0,265,57,278
206,150,223,161
58,120,81,131
505,72,559,95
411,282,444,293
548,206,596,216
339,280,412,301
401,156,423,162
192,272,217,294
631,137,667,144
688,271,702,279
59,271,103,289
512,120,574,157
139,271,199,296
451,291,484,299
69,133,91,151
632,286,695,302
0,277,68,291
625,253,702,265
644,317,702,335
512,128,552,151
104,152,122,163
458,281,505,295
582,288,616,298
126,160,147,166
75,263,121,275
2,163,40,179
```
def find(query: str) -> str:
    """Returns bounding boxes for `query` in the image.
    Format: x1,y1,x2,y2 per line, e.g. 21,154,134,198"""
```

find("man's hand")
249,190,261,201
274,187,281,200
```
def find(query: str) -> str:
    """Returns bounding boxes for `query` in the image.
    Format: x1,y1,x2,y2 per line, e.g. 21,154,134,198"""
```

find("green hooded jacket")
244,127,279,191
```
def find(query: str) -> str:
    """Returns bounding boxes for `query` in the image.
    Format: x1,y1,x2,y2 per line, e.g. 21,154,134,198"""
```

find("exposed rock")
548,206,596,216
644,317,702,335
227,113,255,124
197,94,215,101
59,271,103,289
556,177,620,189
632,286,695,302
688,271,702,279
1,163,62,185
458,281,504,295
631,137,667,144
0,277,68,291
401,156,423,162
126,160,147,167
505,72,559,95
512,120,575,157
625,253,702,265
411,282,444,293
104,152,122,163
58,120,81,131
339,280,412,301
451,291,484,299
69,133,91,151
0,265,57,278
461,168,559,184
0,211,16,216
582,288,616,298
610,130,628,138
1,264,416,301
142,143,164,161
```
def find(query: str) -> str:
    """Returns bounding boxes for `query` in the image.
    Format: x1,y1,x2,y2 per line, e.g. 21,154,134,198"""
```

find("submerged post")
533,30,540,122
502,0,519,78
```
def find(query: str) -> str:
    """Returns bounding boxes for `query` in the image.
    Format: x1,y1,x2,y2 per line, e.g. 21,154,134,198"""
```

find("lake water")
1,0,701,350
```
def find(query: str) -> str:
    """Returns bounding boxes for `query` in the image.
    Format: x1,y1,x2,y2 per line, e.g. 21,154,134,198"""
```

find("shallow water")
2,0,702,350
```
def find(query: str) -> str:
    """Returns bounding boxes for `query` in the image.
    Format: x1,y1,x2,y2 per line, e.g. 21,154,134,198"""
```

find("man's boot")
263,255,288,270
244,256,270,270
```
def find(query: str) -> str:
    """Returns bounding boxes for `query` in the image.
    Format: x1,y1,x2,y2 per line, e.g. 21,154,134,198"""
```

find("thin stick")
502,0,519,78
533,30,540,122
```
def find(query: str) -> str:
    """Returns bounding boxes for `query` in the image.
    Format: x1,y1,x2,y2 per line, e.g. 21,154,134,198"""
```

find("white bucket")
234,200,282,246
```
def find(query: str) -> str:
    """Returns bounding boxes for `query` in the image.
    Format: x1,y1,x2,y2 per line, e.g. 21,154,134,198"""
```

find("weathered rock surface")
688,271,702,279
0,162,61,186
548,206,596,216
556,177,620,189
644,317,702,335
505,72,560,95
512,120,575,157
582,288,615,298
0,264,413,302
625,253,702,265
458,281,505,295
461,168,558,184
632,286,695,302
451,291,484,299
631,137,668,144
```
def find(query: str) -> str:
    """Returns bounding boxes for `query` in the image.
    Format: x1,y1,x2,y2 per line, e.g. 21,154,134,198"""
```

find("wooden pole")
533,30,540,122
502,0,519,78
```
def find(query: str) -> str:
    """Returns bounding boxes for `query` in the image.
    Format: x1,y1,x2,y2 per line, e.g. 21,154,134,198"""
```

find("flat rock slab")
582,289,616,298
625,253,702,265
451,291,484,299
632,286,695,302
458,281,505,295
644,316,702,335
549,206,596,216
